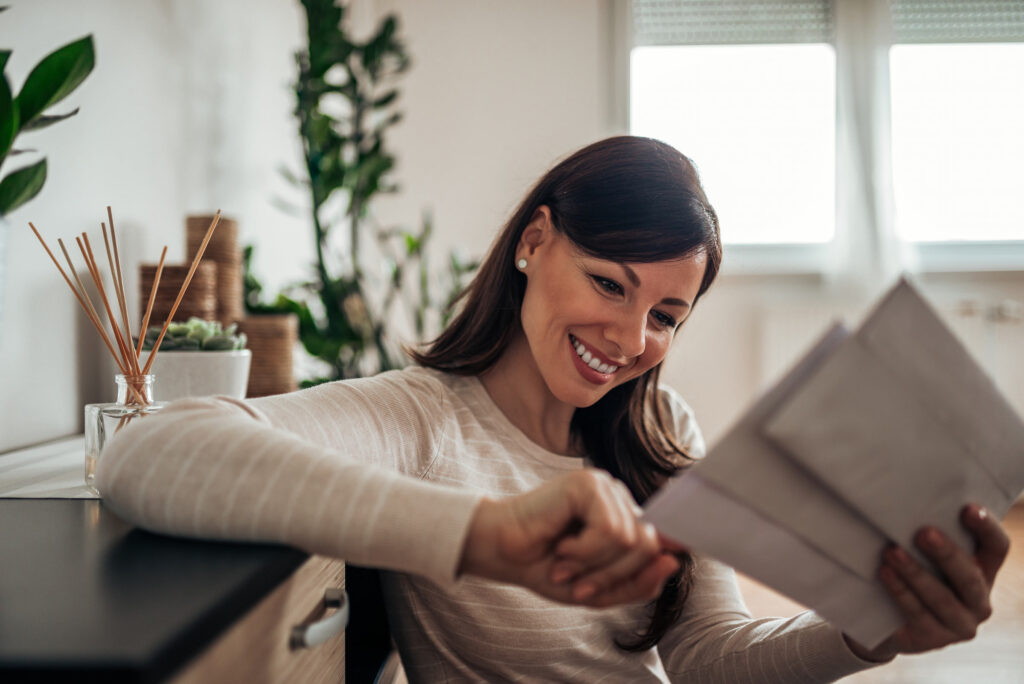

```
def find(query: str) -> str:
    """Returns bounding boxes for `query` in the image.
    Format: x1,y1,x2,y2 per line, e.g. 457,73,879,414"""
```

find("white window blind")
632,0,833,45
891,0,1024,43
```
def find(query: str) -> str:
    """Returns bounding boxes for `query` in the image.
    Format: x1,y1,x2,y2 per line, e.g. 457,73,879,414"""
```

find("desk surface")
0,499,306,682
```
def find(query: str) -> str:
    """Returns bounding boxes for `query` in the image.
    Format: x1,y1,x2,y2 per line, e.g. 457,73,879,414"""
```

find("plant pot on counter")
146,349,252,402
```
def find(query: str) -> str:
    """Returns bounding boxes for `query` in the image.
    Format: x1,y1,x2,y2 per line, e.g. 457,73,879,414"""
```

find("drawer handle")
289,588,349,650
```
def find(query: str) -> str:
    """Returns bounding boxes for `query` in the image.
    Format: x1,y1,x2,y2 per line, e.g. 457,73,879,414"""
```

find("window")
890,43,1024,243
631,44,835,245
625,0,1024,271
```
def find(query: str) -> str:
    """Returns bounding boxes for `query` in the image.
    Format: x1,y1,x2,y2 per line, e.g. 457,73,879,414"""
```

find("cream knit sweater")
96,367,878,682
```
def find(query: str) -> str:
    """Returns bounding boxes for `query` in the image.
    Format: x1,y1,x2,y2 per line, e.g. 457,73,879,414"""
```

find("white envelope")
763,279,1024,561
693,324,891,581
644,472,903,649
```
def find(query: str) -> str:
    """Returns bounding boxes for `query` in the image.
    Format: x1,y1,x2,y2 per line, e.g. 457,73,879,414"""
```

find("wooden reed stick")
77,234,149,405
28,223,130,376
58,239,106,337
106,207,138,372
57,239,126,371
136,245,167,359
78,234,134,373
142,210,221,374
101,222,140,375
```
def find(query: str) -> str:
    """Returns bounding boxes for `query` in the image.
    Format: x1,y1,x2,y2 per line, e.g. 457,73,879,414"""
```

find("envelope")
763,279,1024,561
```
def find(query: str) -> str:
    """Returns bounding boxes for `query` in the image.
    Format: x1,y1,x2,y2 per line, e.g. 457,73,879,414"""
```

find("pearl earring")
517,258,528,270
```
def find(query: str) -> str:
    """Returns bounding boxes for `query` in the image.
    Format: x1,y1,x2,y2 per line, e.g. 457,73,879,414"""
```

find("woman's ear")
516,205,553,262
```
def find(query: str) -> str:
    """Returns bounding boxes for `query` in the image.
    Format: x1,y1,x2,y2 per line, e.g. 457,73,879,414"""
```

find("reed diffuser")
29,208,221,494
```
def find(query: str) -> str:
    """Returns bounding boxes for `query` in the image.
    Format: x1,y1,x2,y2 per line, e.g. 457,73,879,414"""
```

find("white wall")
2,0,1022,453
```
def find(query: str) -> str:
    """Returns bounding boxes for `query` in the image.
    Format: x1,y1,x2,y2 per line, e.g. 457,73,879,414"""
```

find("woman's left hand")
845,503,1011,662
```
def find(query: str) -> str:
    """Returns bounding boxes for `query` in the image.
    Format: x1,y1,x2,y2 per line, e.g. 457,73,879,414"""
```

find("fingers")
915,527,992,620
883,545,978,641
554,475,645,573
878,561,956,645
482,468,685,609
583,554,681,608
560,522,664,601
961,504,1010,586
878,505,1007,653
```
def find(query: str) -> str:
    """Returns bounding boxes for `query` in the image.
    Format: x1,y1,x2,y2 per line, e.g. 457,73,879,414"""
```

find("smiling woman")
95,136,1008,683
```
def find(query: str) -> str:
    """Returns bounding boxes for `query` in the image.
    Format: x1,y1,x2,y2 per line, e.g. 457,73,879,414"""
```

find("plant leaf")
0,73,15,159
0,49,11,73
15,35,94,126
0,157,46,215
20,107,79,132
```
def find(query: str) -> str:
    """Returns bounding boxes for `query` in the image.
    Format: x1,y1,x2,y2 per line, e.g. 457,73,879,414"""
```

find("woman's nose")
606,313,646,359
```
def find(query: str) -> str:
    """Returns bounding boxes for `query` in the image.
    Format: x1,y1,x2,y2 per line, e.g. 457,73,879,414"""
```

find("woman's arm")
656,558,879,683
95,380,479,585
96,373,680,605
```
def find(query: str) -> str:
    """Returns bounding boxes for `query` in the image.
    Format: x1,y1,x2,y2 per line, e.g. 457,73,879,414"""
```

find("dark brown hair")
412,136,722,650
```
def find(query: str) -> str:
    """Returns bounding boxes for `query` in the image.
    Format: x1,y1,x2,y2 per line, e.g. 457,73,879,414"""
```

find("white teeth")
571,335,619,374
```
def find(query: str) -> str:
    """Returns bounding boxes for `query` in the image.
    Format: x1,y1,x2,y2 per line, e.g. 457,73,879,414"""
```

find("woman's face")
515,208,707,408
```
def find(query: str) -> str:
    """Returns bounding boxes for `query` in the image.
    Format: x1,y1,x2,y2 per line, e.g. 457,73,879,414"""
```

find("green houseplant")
0,19,94,216
254,0,475,385
0,11,94,328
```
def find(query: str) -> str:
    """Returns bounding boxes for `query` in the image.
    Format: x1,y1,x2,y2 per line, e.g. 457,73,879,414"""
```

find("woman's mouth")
569,334,621,377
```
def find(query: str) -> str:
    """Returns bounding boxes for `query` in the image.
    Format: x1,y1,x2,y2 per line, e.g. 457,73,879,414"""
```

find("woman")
97,136,1008,682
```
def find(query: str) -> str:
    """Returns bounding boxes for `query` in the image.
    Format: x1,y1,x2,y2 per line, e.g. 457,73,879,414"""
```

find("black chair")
345,565,399,683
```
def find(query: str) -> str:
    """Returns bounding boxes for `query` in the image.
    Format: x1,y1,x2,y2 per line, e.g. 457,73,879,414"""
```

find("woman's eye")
591,276,623,295
652,311,677,329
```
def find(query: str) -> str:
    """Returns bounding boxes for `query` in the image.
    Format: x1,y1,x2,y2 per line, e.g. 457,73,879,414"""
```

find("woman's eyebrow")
620,263,692,309
619,263,642,287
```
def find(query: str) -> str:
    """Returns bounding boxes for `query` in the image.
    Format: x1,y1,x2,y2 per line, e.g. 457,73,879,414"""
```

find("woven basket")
186,214,243,325
237,314,299,397
138,262,217,326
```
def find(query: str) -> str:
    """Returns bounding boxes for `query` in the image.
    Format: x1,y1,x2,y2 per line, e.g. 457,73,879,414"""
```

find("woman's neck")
478,332,578,456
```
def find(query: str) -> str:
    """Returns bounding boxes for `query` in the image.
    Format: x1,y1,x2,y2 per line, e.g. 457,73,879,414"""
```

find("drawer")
172,556,346,683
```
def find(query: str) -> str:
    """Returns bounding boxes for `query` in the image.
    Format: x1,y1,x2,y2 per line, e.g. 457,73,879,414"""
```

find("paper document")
643,278,1024,649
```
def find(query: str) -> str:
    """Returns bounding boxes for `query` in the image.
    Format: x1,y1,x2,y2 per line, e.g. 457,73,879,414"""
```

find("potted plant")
140,318,252,402
0,12,94,325
258,0,476,387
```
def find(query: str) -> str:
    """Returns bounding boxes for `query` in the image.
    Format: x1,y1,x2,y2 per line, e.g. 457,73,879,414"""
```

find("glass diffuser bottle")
85,374,165,495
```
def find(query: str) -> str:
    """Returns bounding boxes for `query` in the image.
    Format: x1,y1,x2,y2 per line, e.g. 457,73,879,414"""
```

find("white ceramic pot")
148,349,252,402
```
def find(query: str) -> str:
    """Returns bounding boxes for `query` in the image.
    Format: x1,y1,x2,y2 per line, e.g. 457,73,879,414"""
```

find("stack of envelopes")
643,278,1024,649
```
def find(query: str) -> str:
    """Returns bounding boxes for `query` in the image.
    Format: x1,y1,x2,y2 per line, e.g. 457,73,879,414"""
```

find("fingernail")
965,503,987,521
574,582,596,600
924,528,945,551
889,547,911,567
551,567,571,584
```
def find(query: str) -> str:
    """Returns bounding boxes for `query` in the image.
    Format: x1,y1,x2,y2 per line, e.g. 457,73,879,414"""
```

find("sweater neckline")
463,375,585,471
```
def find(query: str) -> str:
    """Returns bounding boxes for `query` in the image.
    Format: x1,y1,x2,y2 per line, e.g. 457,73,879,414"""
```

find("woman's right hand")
457,469,682,607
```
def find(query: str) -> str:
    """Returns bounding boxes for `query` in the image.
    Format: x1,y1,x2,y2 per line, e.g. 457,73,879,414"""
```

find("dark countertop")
0,499,307,683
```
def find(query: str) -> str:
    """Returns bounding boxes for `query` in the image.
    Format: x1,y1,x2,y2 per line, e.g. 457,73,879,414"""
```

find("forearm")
658,559,881,683
95,397,482,585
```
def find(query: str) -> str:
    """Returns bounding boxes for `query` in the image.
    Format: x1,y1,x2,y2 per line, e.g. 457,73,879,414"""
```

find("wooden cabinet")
173,556,346,684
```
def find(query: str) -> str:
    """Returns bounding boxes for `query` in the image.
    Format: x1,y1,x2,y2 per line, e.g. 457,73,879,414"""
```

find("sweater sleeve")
94,370,483,586
658,558,881,683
